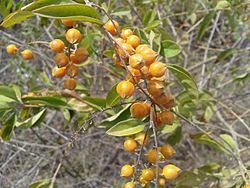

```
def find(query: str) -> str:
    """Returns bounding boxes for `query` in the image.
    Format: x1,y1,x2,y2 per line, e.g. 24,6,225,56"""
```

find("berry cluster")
50,19,88,90
6,44,33,60
103,20,180,187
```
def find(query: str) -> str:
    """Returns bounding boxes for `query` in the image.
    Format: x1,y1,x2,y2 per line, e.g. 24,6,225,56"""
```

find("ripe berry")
21,50,33,60
152,167,163,177
130,102,150,118
153,93,175,109
157,111,174,125
61,19,75,27
124,182,135,188
135,132,149,145
66,64,79,77
141,168,154,181
135,44,149,54
6,44,18,55
54,53,69,66
158,178,166,186
64,78,77,90
74,47,89,62
121,164,134,177
149,62,166,77
126,66,141,84
121,29,133,40
126,35,140,49
70,53,80,64
50,39,65,53
138,175,148,186
160,144,175,160
129,54,144,69
52,66,66,78
104,20,119,35
147,149,163,164
117,43,134,58
243,185,250,188
115,37,125,45
116,80,135,98
140,65,152,79
66,28,82,44
162,164,181,180
124,138,137,152
139,48,157,66
147,80,165,97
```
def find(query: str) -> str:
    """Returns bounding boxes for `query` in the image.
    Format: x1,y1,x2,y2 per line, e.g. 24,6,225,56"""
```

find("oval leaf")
160,40,181,58
106,84,121,106
106,119,145,137
33,4,102,25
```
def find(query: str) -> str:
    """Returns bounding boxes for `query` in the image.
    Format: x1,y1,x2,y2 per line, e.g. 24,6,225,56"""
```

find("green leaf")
22,0,74,11
0,85,18,100
63,109,72,127
0,11,34,28
12,85,22,103
159,122,178,134
167,64,198,90
197,13,215,41
166,126,182,145
0,0,13,17
83,97,106,110
106,119,145,137
160,40,181,58
220,134,236,150
16,109,46,128
33,4,102,25
106,84,121,106
22,96,68,108
1,112,16,141
215,1,231,10
67,99,91,112
28,179,51,188
0,95,15,103
40,71,53,87
217,48,237,61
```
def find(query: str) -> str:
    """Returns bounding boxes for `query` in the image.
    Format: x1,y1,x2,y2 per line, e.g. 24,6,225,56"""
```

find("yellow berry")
162,164,181,180
141,168,154,181
124,138,137,152
160,144,175,160
124,182,136,188
21,50,33,60
6,44,18,55
116,80,135,98
121,164,134,177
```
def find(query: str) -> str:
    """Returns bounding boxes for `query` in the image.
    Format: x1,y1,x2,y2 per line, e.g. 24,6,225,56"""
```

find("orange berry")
141,168,154,181
121,164,134,177
147,149,163,164
135,44,149,54
52,66,66,78
66,28,81,44
117,43,134,58
139,48,157,66
116,80,135,98
54,53,69,66
126,66,141,84
64,78,77,90
121,29,133,40
157,111,174,125
126,35,140,49
160,144,175,160
115,37,125,45
140,65,152,79
70,53,80,64
243,185,250,188
104,20,119,35
138,175,148,186
61,19,75,27
149,62,166,77
153,93,175,109
124,138,138,152
162,164,181,180
74,47,88,62
124,182,136,188
129,54,144,69
113,53,123,67
21,50,33,60
130,102,150,118
158,178,166,186
152,168,163,177
6,44,18,55
50,39,65,53
66,64,79,77
135,132,149,146
147,80,165,97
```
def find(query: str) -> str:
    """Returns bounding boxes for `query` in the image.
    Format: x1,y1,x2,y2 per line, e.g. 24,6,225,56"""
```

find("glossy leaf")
0,85,18,100
106,119,145,136
16,109,46,128
83,97,106,110
12,85,22,103
33,4,102,25
22,96,68,108
160,40,181,58
106,84,121,106
22,0,74,11
1,112,16,141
